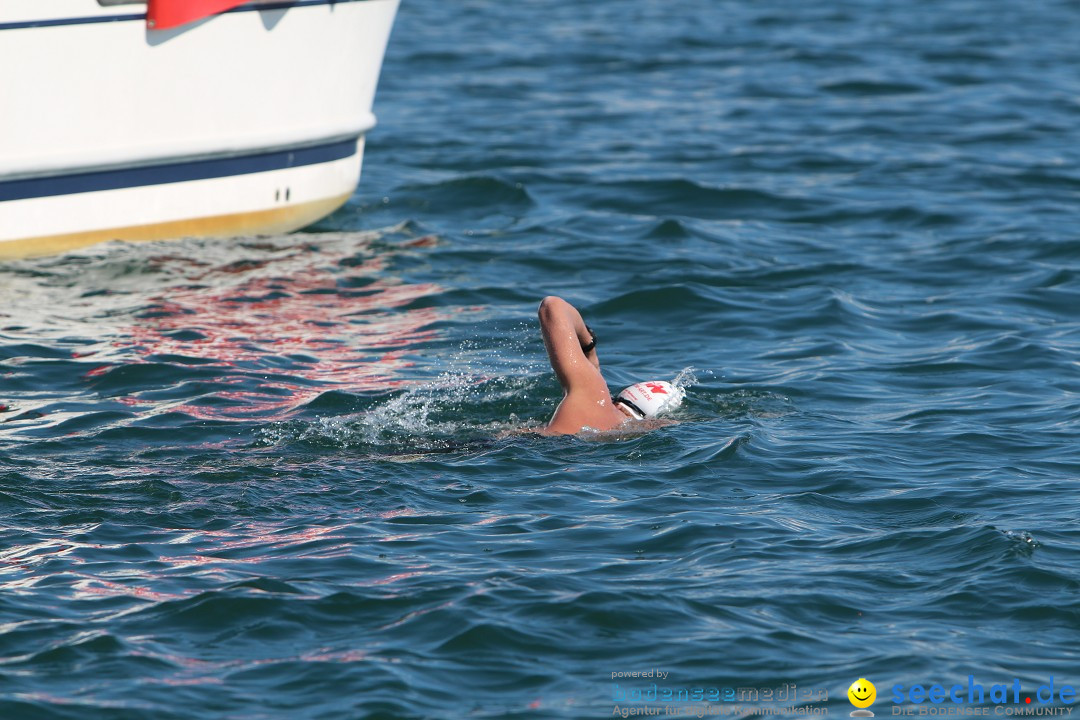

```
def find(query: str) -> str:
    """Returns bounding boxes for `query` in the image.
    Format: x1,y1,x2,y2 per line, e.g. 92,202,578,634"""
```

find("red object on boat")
146,0,249,30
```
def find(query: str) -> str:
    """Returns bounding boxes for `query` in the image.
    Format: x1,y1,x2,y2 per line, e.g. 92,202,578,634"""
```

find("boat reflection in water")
87,234,445,422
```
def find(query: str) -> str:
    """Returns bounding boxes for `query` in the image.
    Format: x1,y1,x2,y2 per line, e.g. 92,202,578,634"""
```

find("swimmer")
536,296,683,435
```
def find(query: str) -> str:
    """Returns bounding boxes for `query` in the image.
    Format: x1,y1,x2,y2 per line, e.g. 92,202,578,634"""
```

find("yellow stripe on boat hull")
0,193,351,260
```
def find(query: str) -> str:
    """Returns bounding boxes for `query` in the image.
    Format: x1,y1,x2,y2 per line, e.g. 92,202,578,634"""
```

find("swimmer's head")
614,381,684,419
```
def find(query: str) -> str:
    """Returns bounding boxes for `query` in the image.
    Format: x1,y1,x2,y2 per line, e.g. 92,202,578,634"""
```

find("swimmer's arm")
538,296,602,391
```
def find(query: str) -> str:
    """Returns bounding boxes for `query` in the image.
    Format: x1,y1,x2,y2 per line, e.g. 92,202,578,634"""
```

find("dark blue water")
3,0,1080,718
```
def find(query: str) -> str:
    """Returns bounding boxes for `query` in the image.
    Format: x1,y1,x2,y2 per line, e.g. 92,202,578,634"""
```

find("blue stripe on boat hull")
0,138,359,202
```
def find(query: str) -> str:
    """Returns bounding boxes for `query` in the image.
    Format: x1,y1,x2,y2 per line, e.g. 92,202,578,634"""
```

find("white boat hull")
0,0,399,257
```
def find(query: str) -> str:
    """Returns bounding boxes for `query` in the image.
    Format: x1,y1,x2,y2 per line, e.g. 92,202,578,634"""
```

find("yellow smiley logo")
848,678,877,711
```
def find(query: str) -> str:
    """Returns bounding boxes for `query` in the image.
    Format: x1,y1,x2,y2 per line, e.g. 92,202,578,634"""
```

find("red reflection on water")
162,524,353,569
301,649,368,663
366,570,425,586
71,576,182,602
155,676,226,687
377,508,420,519
91,239,446,419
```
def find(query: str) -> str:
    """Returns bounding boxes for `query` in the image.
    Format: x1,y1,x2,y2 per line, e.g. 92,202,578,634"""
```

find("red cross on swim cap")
615,381,685,419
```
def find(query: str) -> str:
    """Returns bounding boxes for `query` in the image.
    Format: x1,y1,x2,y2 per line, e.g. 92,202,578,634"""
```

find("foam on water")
255,369,539,453
669,366,700,393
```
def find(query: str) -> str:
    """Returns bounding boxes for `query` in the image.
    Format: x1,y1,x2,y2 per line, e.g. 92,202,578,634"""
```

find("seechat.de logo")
849,679,877,717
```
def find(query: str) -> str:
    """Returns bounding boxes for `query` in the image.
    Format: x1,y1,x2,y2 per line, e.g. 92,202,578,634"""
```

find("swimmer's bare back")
536,296,633,435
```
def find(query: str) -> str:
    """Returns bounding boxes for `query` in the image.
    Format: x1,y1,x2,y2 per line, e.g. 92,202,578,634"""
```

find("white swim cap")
614,381,684,419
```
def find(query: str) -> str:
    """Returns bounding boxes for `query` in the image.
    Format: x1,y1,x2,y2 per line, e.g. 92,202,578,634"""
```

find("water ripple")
4,0,1080,716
